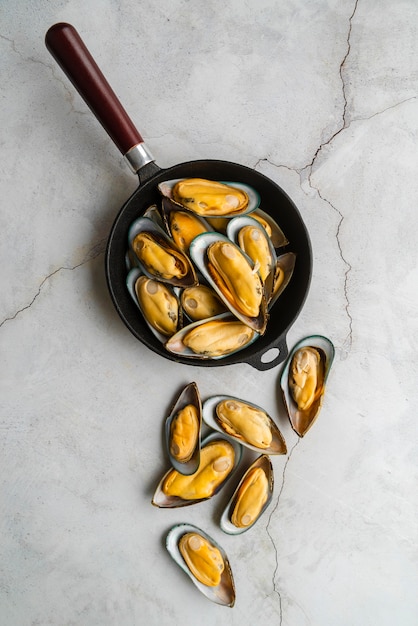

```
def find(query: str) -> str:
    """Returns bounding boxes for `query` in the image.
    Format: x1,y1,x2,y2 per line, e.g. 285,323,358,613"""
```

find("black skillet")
45,23,312,371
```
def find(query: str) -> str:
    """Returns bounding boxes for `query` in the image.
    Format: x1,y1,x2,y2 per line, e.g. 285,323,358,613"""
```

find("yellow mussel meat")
179,532,225,587
162,439,235,499
207,241,263,318
132,231,190,281
182,319,255,357
135,276,179,336
181,285,227,321
169,210,208,252
172,178,249,216
216,399,272,449
169,404,200,463
237,224,274,283
230,467,269,528
288,347,325,412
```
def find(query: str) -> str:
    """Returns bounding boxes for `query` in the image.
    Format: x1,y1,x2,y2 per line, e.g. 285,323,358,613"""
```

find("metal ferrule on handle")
124,142,155,173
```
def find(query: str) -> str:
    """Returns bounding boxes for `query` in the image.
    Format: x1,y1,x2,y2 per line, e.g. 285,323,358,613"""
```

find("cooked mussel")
128,216,197,287
202,395,286,454
126,268,181,342
152,432,242,508
220,455,274,535
227,215,277,299
166,523,235,606
207,240,263,317
158,178,260,217
280,335,335,437
165,382,202,475
161,197,211,252
164,313,259,360
181,285,227,322
189,233,268,333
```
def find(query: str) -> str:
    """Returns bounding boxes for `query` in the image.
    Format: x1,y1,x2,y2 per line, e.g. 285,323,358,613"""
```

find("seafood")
289,347,324,411
125,177,299,359
280,335,335,437
169,405,200,463
216,399,272,448
207,240,263,318
238,225,274,283
231,467,269,528
166,523,235,606
227,215,277,299
251,208,289,249
162,439,235,499
152,433,242,507
222,455,273,533
134,275,179,336
161,197,210,252
202,395,286,454
158,178,260,218
132,231,190,280
126,268,181,342
179,532,225,587
189,233,268,333
181,285,227,321
182,318,254,357
128,216,197,287
165,382,202,475
165,314,258,360
172,178,249,216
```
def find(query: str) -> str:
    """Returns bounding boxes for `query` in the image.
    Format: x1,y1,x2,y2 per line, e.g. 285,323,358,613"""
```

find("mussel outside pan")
45,23,312,370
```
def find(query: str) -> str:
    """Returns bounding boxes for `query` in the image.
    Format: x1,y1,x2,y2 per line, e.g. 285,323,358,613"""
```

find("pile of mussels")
125,177,296,360
153,333,334,606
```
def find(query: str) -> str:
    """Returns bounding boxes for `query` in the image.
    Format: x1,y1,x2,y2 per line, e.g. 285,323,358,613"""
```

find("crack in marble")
255,93,417,176
303,0,359,172
304,0,358,359
0,239,106,329
255,1,360,361
265,439,301,625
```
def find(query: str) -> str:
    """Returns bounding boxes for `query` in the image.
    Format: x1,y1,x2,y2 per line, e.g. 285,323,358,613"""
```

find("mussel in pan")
164,313,259,360
158,177,260,218
128,216,197,287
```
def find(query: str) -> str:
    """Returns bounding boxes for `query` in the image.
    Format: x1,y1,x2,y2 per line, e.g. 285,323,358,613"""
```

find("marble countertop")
1,1,417,625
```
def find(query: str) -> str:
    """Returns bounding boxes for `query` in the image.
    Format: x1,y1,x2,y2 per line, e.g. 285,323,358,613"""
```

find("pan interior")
106,159,312,367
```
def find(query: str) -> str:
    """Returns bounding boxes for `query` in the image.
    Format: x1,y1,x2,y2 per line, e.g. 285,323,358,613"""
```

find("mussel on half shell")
189,233,268,334
165,382,202,475
126,268,181,342
220,454,274,535
152,432,242,508
128,216,197,288
158,177,260,218
202,395,286,455
164,313,259,360
280,335,335,437
166,523,235,607
227,215,277,300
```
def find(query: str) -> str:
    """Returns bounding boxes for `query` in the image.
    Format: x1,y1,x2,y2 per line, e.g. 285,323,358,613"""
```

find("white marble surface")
1,1,417,625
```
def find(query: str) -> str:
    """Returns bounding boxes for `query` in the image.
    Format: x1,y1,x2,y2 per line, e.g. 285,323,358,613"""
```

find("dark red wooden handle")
45,23,143,154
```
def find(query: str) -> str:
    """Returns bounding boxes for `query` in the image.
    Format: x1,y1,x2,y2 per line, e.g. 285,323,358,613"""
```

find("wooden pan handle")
45,23,143,155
